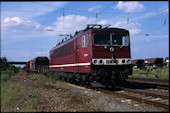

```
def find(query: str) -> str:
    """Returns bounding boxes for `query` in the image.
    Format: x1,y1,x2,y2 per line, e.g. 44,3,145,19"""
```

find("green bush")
1,66,20,81
1,71,11,81
159,68,169,79
0,57,9,71
132,68,169,80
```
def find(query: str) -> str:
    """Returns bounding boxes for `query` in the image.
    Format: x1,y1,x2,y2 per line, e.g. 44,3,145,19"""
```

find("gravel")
65,82,168,112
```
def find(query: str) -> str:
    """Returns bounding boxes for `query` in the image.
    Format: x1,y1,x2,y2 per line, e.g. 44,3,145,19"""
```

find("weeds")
32,96,41,109
1,79,43,112
30,72,60,84
1,66,20,81
132,67,169,79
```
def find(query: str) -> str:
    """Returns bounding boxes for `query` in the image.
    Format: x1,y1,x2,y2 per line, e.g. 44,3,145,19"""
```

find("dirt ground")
3,72,168,112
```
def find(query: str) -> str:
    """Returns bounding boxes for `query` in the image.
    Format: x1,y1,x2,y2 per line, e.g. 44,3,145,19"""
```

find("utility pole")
96,13,98,22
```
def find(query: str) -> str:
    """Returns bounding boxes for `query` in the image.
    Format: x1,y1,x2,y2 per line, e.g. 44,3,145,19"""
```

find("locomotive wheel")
110,71,115,87
85,75,91,86
119,71,127,82
59,76,62,80
67,73,72,83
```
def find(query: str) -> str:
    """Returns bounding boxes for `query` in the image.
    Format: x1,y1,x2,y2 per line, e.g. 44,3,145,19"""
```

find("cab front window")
112,34,129,46
93,34,110,45
93,33,129,46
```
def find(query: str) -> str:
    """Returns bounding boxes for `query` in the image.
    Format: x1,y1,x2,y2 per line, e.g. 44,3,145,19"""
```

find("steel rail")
115,86,169,99
127,77,169,87
98,88,169,110
113,91,169,110
125,81,169,90
128,77,169,84
65,82,169,110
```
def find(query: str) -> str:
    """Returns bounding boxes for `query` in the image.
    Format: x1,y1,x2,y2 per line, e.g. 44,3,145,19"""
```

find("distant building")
131,59,145,69
165,57,169,67
144,58,163,69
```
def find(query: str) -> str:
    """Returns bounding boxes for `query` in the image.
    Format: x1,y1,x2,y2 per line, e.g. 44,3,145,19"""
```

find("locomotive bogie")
91,64,132,86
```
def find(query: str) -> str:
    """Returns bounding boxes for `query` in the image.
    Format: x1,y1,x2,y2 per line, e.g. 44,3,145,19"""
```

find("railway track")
68,82,169,110
122,81,169,90
113,86,169,109
46,74,169,110
127,77,169,85
127,77,169,90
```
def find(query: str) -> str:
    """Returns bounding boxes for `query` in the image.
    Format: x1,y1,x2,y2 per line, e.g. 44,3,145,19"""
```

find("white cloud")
53,14,96,35
88,5,101,12
2,14,99,43
97,20,108,25
115,1,145,13
131,7,169,22
1,2,68,20
2,14,142,42
129,28,141,35
112,21,142,35
2,17,43,32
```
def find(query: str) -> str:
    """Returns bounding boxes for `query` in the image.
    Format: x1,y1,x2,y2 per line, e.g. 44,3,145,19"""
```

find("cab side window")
82,34,88,48
77,39,79,50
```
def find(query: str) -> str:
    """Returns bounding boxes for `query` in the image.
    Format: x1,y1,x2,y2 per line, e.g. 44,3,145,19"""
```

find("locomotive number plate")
106,59,118,64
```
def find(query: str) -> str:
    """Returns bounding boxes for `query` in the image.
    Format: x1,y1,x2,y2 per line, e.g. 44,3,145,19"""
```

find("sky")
1,1,169,62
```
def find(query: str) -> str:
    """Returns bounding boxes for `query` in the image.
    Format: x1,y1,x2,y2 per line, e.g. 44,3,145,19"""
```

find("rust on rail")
115,86,169,99
116,92,169,110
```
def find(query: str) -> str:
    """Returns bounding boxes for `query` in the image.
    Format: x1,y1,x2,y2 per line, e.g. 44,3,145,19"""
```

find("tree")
0,57,10,71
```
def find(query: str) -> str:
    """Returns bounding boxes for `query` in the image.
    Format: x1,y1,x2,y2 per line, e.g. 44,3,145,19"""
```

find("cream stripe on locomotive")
49,63,91,68
50,58,131,68
92,58,131,65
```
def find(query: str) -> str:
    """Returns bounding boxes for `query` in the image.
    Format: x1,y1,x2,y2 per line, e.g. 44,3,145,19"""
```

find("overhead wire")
1,2,168,37
118,8,168,28
2,2,167,15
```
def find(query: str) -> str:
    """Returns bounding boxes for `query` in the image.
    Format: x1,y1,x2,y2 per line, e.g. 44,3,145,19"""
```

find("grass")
32,96,41,109
1,71,96,112
2,67,168,112
1,70,15,81
132,67,169,80
1,80,43,112
30,73,58,83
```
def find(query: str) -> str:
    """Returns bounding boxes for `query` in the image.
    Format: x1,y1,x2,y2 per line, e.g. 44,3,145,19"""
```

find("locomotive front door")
76,39,79,72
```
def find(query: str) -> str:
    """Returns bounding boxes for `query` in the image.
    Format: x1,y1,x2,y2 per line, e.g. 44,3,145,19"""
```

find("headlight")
127,60,131,64
122,59,125,63
93,59,98,65
99,59,104,65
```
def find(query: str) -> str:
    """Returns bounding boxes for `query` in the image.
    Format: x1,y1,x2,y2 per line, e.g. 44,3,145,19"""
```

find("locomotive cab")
90,25,132,86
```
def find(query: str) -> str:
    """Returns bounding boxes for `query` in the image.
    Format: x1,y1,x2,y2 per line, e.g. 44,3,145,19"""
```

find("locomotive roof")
51,24,129,50
74,27,128,36
92,27,128,32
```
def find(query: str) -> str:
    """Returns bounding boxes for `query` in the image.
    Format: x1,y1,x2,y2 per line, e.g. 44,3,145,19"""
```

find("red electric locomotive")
49,24,132,87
